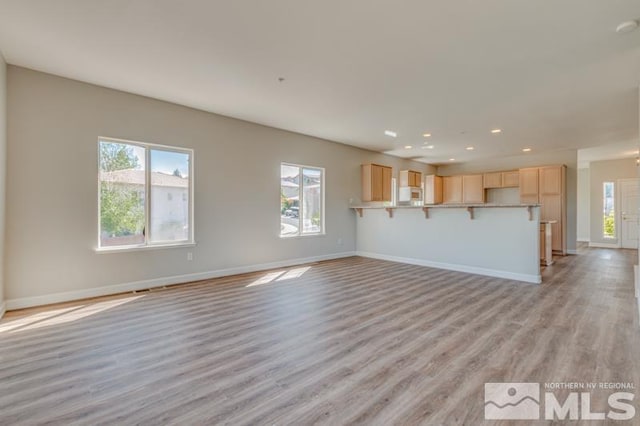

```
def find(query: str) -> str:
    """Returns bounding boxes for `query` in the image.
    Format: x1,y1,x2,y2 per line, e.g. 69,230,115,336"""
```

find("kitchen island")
352,204,542,283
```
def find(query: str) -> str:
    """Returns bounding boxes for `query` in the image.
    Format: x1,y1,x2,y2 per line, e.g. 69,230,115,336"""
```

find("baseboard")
0,302,5,319
5,251,357,311
588,242,621,249
355,251,541,284
566,249,578,255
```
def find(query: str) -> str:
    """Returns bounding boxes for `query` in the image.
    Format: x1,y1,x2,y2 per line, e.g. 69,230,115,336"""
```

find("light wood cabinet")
462,174,485,203
538,166,566,254
399,170,422,187
484,170,519,189
483,172,503,189
519,168,539,204
519,165,566,255
443,175,484,204
502,171,519,187
443,176,463,204
424,175,443,204
362,163,393,202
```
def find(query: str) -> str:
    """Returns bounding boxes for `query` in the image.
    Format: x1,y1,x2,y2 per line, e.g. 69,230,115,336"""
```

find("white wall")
437,149,578,253
576,167,590,242
5,66,436,308
356,207,541,283
0,53,6,317
589,158,637,246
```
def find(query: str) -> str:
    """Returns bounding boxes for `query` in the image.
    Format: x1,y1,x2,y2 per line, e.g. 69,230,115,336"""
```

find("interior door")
619,178,639,249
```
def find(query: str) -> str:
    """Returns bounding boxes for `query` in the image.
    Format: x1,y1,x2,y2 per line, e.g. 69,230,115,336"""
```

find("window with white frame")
98,137,193,249
603,181,615,239
280,163,324,237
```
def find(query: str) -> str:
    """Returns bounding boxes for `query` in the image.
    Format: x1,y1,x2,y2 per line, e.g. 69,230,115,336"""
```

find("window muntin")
280,163,324,237
99,138,193,249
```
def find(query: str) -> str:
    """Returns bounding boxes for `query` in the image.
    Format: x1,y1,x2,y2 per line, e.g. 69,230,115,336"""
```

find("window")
280,163,324,237
603,182,615,239
98,138,193,249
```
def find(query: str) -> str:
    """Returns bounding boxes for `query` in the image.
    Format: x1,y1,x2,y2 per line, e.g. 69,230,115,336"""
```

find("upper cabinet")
424,175,443,204
462,174,485,203
443,174,484,204
519,168,539,204
442,176,463,204
484,170,519,189
362,163,392,202
483,172,503,189
399,170,422,187
502,171,520,188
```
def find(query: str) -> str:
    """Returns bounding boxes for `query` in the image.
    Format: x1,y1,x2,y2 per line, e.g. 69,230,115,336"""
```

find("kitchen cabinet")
519,165,566,254
424,175,443,204
538,166,566,254
462,174,485,203
362,163,393,202
484,170,519,189
483,172,503,189
399,170,422,187
443,175,484,204
443,176,463,204
502,170,519,187
519,168,539,204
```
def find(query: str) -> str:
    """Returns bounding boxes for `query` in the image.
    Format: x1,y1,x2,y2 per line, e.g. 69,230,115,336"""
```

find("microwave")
399,187,422,203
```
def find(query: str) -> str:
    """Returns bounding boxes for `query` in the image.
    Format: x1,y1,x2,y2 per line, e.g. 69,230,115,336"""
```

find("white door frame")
618,178,639,249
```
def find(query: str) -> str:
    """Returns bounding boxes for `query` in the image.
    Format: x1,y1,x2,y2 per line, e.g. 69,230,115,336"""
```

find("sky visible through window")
129,148,190,177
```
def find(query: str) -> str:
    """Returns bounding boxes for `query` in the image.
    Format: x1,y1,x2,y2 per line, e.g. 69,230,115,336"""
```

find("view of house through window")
99,138,193,248
280,163,324,236
603,181,615,238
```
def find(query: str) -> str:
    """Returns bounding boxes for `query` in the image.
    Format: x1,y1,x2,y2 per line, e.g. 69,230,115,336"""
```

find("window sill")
279,233,326,240
95,242,197,254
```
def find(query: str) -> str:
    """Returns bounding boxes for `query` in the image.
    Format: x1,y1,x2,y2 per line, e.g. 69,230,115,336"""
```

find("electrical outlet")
187,252,193,261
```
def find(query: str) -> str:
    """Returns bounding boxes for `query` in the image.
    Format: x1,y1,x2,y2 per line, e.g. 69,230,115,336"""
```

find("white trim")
280,162,325,237
566,249,578,255
0,302,5,319
96,242,197,254
588,242,621,248
97,137,195,250
356,251,541,284
577,238,590,242
5,251,356,311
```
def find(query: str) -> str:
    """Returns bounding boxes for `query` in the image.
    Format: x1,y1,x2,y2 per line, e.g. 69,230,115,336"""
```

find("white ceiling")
0,1,639,165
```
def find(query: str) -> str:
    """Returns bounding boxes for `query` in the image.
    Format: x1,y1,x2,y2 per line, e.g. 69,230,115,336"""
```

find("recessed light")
616,20,638,34
404,145,413,149
423,133,431,138
422,145,435,149
491,129,502,134
522,148,532,152
384,130,397,138
449,158,455,161
466,146,475,151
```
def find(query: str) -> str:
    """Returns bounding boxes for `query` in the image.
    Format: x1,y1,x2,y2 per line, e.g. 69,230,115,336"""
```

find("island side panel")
355,206,540,283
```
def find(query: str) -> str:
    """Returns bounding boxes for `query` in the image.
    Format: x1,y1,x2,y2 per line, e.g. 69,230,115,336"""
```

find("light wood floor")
1,247,638,425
